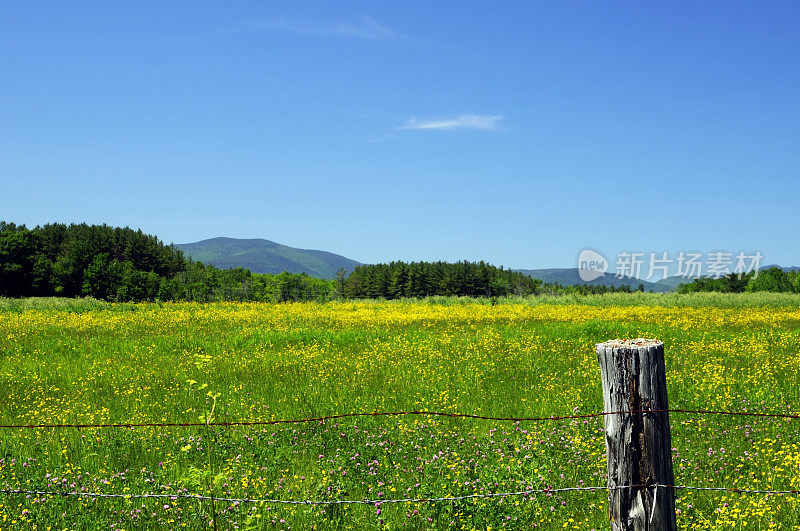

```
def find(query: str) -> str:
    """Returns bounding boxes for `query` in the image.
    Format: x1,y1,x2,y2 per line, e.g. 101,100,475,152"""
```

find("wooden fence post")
596,339,676,530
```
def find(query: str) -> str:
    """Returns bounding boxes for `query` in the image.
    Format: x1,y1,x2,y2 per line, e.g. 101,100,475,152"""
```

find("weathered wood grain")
596,339,676,530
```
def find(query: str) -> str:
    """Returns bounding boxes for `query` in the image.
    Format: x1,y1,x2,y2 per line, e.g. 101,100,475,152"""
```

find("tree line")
339,261,542,299
676,268,800,294
0,222,334,302
8,221,791,302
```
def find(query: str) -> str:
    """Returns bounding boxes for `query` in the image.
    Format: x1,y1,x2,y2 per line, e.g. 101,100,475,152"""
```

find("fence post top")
596,338,663,350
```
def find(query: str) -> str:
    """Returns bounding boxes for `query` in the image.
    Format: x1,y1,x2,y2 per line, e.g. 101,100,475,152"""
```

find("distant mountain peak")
175,237,361,279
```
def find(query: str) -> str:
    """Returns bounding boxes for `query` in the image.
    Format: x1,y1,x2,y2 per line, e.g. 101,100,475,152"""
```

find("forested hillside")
176,237,360,278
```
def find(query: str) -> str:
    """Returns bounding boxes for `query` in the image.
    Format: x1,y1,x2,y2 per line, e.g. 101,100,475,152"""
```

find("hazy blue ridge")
175,237,361,279
513,268,679,293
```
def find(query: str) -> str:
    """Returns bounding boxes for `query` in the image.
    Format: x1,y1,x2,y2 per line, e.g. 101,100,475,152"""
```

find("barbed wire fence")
1,407,799,430
1,408,799,513
3,482,799,506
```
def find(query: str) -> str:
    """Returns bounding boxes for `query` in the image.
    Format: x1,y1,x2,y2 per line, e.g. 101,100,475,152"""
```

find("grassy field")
1,295,799,529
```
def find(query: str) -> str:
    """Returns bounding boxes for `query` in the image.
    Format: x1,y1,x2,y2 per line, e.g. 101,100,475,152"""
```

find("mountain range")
176,237,794,291
513,268,688,293
175,237,361,279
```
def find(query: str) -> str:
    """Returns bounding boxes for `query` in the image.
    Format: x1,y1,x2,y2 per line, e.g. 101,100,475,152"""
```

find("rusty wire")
0,408,797,430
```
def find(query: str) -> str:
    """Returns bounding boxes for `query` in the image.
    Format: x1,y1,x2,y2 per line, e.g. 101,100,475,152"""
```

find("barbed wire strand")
0,408,798,430
1,484,798,506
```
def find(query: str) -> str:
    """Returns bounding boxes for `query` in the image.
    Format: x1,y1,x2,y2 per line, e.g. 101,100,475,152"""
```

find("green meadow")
1,295,799,529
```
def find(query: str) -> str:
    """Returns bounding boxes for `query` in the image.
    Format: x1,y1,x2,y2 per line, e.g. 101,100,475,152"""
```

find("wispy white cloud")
399,114,504,131
334,18,401,40
262,16,402,41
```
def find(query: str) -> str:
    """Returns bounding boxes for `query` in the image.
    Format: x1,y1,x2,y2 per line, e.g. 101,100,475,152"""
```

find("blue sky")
2,1,798,270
